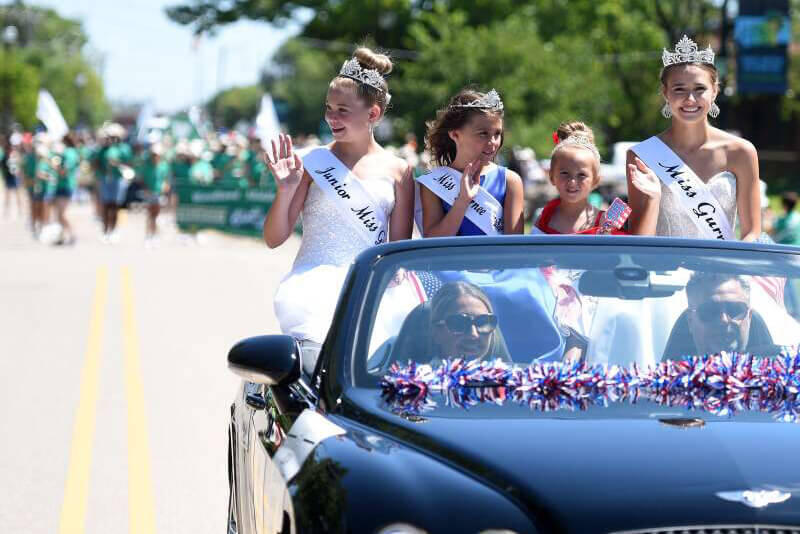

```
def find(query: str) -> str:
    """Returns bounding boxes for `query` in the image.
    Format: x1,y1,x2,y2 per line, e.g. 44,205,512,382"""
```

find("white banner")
416,166,504,236
255,94,281,151
36,90,68,141
302,147,389,245
632,136,734,240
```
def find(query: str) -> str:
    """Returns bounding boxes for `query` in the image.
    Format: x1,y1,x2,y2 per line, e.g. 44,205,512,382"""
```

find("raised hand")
265,133,304,194
628,157,661,200
455,159,482,207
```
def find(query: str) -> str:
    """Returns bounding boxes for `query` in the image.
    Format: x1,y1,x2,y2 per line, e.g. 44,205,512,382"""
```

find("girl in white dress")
263,48,415,372
627,35,761,241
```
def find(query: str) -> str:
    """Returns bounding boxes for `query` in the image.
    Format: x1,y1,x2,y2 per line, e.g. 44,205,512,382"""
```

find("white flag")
36,89,69,141
136,100,155,143
255,94,281,150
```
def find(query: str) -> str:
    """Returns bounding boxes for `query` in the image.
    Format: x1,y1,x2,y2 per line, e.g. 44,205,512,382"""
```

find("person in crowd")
33,141,57,238
626,35,761,241
534,121,626,235
53,134,80,245
99,124,130,243
263,47,415,374
772,191,800,245
188,140,214,184
419,88,524,236
428,281,510,363
1,136,22,218
137,143,171,243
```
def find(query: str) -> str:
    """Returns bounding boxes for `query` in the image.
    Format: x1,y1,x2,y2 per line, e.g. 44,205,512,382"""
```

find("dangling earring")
661,102,672,119
709,102,720,118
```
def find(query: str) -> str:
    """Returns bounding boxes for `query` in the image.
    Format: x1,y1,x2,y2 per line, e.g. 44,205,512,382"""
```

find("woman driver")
428,282,510,363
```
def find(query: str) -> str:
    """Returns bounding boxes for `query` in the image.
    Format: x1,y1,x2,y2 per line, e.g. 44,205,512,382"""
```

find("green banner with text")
175,184,275,237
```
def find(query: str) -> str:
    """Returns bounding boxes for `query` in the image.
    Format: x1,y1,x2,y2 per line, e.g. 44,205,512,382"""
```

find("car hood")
340,389,800,533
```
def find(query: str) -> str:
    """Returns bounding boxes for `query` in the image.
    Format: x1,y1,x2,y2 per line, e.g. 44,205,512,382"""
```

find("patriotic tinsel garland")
380,350,800,422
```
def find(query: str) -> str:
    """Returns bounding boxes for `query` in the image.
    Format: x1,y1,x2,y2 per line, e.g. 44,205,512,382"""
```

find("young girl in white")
418,88,524,236
627,35,761,241
263,47,414,372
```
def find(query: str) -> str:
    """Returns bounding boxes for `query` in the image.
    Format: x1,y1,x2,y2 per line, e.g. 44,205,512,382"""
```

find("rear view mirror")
227,335,302,386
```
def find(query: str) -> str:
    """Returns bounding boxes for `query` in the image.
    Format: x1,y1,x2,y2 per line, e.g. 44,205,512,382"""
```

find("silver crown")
338,58,385,90
451,89,504,111
662,35,715,67
551,133,600,161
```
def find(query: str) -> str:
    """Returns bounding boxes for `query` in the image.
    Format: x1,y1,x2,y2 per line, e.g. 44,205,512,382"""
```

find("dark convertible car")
227,236,800,534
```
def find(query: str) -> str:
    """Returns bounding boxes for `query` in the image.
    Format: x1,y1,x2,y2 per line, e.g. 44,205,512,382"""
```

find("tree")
206,85,263,128
0,2,110,130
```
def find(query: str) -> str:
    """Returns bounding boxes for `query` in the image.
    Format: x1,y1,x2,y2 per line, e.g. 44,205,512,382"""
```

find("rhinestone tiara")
451,89,504,112
662,35,715,67
338,58,386,91
551,133,600,161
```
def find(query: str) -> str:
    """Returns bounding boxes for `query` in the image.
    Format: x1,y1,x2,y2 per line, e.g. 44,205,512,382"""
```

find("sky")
6,0,303,112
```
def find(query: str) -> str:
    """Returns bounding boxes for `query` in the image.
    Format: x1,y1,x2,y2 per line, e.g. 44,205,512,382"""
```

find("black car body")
227,236,800,534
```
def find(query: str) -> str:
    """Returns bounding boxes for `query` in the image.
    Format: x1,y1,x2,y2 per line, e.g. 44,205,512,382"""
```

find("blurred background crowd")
2,0,800,245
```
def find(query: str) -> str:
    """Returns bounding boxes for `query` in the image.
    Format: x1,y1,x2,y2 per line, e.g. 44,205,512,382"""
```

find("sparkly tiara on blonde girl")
551,133,601,161
338,58,386,91
662,35,715,67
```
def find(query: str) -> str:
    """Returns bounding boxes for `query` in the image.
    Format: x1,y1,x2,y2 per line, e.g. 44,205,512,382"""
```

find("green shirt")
34,159,57,195
774,211,800,245
58,147,81,190
137,159,170,192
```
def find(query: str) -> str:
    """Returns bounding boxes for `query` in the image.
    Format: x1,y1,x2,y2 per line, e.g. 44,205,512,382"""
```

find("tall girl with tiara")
418,88,524,237
627,35,761,241
263,47,415,373
417,88,562,362
535,121,627,235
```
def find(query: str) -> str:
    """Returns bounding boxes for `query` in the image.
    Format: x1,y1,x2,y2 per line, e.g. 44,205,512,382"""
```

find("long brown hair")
424,88,505,167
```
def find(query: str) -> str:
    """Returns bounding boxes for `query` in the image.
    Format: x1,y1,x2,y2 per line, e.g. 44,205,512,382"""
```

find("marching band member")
627,35,761,241
418,88,524,237
263,47,415,373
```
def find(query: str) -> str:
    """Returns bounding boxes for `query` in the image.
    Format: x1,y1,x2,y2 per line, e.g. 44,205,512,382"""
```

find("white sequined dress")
656,171,738,237
274,176,395,343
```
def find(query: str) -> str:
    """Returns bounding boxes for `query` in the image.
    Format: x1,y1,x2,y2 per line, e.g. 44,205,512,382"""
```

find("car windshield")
355,244,800,420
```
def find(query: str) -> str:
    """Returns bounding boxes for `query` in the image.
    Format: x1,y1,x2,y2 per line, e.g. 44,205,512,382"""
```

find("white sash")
416,166,504,235
632,136,734,240
302,147,389,245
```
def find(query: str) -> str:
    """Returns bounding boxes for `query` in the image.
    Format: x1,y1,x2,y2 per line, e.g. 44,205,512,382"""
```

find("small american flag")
598,197,632,234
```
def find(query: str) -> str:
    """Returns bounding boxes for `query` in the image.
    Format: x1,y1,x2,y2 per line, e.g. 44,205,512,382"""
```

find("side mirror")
227,335,302,386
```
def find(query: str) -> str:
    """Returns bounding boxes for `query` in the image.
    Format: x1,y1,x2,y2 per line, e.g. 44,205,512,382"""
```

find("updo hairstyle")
330,47,393,117
551,121,600,174
425,88,505,167
659,62,719,88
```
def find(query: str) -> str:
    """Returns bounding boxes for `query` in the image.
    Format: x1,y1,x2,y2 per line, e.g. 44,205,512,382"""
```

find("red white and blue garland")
380,350,800,422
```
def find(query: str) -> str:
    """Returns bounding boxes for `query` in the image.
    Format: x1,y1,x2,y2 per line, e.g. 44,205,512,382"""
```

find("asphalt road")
0,201,299,533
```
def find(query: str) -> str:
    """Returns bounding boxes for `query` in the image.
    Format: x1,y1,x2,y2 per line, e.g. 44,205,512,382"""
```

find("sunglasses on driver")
436,313,498,335
691,301,749,322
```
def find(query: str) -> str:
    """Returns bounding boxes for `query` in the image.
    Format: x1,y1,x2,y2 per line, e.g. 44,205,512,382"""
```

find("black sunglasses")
437,313,498,334
692,301,749,322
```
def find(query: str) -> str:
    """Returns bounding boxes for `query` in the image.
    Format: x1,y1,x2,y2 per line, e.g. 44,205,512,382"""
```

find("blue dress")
440,166,507,236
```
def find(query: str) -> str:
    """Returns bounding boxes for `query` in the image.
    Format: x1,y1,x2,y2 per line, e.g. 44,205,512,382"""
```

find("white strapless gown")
656,171,737,238
274,176,395,343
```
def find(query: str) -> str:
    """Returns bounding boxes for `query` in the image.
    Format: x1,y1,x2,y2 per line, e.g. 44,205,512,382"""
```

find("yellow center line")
121,267,156,534
59,266,108,534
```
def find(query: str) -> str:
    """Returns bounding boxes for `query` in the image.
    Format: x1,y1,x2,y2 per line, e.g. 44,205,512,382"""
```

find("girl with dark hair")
627,35,761,241
263,47,415,373
418,88,524,236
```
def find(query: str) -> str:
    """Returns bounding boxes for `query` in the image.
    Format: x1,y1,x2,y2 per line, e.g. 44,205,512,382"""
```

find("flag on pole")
36,89,69,141
136,100,155,143
255,94,280,150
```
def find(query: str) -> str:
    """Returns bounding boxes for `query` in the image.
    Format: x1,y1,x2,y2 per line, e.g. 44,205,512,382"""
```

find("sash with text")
302,147,389,245
632,136,734,240
416,167,504,236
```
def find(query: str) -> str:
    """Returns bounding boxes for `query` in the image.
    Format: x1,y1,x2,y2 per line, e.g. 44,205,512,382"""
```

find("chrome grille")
609,526,800,534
